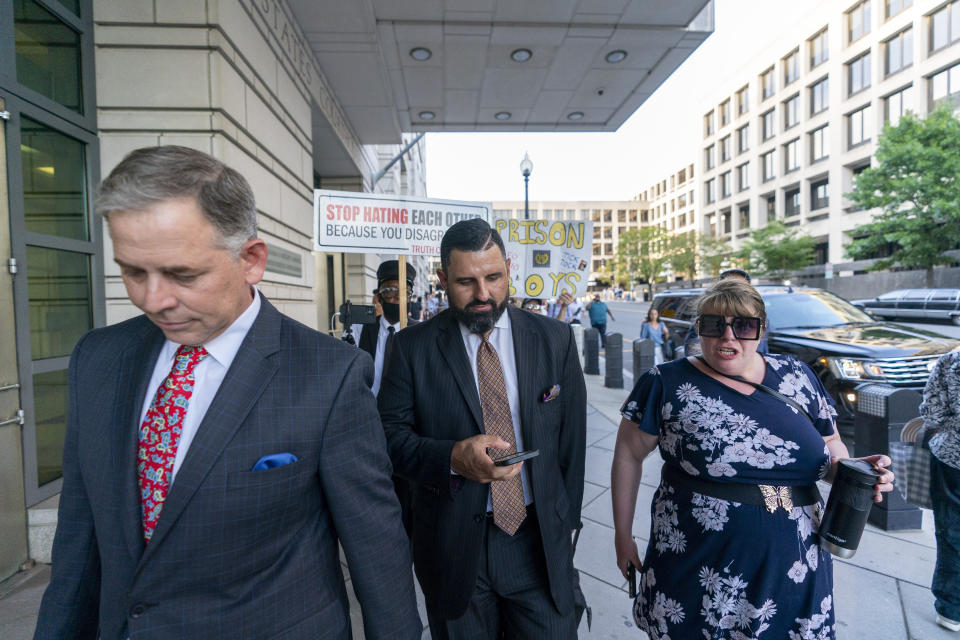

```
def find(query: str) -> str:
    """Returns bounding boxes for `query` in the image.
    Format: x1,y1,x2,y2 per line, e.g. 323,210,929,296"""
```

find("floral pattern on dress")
622,354,837,639
921,351,960,468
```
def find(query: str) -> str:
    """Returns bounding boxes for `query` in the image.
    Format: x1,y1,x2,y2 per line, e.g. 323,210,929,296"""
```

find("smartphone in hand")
493,450,539,466
627,562,637,598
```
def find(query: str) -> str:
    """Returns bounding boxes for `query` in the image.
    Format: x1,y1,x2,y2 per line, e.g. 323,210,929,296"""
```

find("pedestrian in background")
554,292,584,325
639,306,670,364
586,294,615,346
920,350,960,632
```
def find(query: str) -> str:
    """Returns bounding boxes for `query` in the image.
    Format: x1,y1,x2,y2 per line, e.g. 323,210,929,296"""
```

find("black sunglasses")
697,314,763,340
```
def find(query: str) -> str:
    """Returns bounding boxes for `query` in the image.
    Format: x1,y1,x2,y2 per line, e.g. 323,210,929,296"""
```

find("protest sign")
315,189,490,256
493,219,593,299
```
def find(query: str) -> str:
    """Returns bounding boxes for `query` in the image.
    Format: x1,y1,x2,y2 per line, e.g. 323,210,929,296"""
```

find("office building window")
722,210,732,234
784,50,799,85
761,109,775,140
931,62,960,107
737,162,750,191
766,195,777,219
738,204,750,231
720,135,731,162
785,188,801,217
885,28,913,76
810,125,829,161
762,150,776,182
704,110,715,135
721,171,732,198
809,27,829,68
848,105,872,147
720,99,731,126
847,51,872,95
689,189,695,203
737,85,750,114
761,67,775,99
886,0,912,18
848,0,871,43
930,2,960,52
706,179,716,203
811,76,829,114
704,144,715,170
784,138,800,172
885,84,913,125
811,179,829,210
784,94,800,129
737,124,750,153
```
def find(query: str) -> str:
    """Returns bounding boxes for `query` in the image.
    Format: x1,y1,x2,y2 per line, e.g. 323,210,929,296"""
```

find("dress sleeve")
798,360,838,437
921,352,959,432
619,367,665,436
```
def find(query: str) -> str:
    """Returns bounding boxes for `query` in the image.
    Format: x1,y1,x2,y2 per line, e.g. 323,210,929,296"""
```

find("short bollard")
634,339,655,378
583,328,600,375
605,333,623,389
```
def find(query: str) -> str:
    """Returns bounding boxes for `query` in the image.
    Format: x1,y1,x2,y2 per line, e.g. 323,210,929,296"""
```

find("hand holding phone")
493,449,539,466
627,562,637,598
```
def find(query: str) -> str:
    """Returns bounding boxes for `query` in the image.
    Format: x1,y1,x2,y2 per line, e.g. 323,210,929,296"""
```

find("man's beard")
451,296,509,334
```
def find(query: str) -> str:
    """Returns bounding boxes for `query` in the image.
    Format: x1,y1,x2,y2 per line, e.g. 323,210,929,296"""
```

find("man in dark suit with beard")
378,218,586,639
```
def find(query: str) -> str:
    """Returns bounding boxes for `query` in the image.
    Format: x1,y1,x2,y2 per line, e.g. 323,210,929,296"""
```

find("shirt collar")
158,287,261,368
380,314,401,332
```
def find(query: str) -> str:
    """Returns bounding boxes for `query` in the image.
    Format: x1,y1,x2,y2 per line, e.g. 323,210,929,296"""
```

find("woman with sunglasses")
611,278,894,640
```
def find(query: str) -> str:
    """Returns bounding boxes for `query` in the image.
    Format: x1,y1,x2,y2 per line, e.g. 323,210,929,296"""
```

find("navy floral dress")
621,354,838,640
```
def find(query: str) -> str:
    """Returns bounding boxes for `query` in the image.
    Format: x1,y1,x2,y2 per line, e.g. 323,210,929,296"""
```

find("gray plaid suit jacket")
34,295,421,640
378,305,587,620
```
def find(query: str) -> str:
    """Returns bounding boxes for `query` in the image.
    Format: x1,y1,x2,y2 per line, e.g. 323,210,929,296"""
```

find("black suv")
652,285,960,435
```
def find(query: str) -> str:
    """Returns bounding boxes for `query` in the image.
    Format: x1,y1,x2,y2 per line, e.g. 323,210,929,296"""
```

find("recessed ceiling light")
605,50,628,63
409,47,432,61
511,48,532,62
567,111,584,121
495,111,512,120
418,111,436,120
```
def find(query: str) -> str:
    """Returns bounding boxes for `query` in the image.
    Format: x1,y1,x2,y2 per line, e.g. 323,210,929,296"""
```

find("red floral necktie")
138,345,208,542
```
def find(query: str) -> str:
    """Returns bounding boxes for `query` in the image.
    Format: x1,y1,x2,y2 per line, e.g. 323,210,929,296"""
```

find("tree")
612,226,670,297
736,219,816,278
698,234,733,277
846,103,960,286
667,230,698,281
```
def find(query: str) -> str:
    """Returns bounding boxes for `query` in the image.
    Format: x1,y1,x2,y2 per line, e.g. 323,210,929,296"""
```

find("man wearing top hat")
352,259,417,396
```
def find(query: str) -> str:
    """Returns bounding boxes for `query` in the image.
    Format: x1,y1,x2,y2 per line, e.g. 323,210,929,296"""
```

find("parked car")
651,285,960,436
851,288,960,325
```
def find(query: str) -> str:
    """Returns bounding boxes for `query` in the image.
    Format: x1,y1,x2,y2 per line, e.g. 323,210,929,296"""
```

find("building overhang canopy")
290,0,714,144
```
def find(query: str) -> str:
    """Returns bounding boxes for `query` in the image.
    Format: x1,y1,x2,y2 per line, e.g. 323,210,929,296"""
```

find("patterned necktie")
138,345,209,542
477,335,526,535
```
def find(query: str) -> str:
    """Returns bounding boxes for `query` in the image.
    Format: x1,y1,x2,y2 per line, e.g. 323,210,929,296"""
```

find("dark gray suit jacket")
34,296,421,640
377,306,586,620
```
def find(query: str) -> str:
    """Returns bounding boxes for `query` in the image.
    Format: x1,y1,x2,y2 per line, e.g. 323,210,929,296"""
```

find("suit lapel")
508,306,543,449
436,312,484,432
136,296,282,568
114,324,165,562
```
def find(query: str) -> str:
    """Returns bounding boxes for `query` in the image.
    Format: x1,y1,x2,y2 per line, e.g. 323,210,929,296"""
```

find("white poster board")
493,219,593,299
315,189,490,256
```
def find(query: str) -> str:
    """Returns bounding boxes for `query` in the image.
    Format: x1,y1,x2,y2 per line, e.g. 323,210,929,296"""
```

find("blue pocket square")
252,453,298,471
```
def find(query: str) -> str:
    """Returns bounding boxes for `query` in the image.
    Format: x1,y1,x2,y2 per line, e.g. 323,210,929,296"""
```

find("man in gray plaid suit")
34,146,420,640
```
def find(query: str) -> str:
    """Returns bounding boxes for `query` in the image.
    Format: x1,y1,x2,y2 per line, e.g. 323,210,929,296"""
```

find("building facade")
699,0,960,269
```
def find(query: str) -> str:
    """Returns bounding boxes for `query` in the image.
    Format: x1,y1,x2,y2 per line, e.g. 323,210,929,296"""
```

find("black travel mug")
818,459,883,558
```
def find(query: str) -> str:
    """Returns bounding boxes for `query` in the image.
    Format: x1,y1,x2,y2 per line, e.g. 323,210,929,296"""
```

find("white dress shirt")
458,311,534,508
138,290,261,485
352,315,402,395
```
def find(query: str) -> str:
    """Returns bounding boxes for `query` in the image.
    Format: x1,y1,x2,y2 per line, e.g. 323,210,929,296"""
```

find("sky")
424,0,818,203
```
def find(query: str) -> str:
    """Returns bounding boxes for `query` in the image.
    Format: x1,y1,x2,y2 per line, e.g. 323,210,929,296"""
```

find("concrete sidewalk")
0,370,951,639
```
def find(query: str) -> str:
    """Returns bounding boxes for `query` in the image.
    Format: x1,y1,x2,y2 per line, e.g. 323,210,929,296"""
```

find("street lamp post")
520,152,533,220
